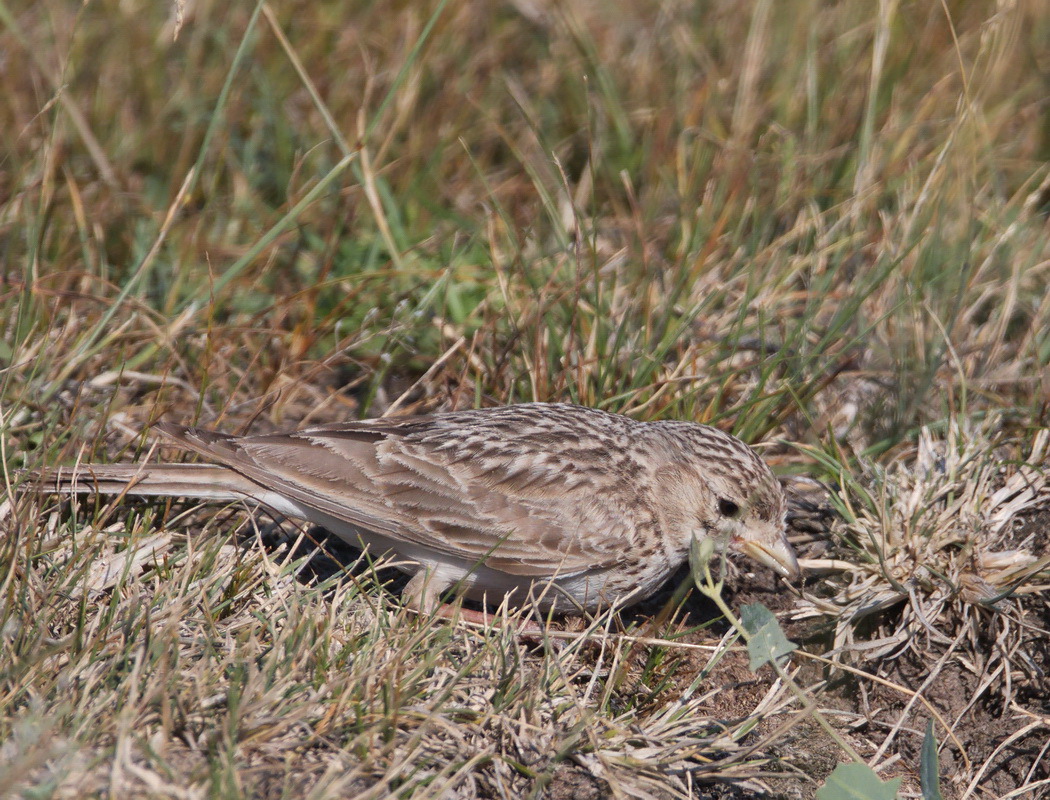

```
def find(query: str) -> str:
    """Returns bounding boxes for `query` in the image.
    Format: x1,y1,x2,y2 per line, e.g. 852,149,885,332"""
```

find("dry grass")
2,0,1049,797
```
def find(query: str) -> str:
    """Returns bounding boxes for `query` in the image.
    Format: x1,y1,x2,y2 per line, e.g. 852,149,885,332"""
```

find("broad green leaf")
816,763,901,800
920,720,944,800
739,603,796,670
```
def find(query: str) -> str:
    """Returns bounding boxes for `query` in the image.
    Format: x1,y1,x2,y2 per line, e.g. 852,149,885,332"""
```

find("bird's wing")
155,412,651,578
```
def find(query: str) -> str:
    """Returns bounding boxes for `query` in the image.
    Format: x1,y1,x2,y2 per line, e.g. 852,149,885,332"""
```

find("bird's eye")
718,498,741,518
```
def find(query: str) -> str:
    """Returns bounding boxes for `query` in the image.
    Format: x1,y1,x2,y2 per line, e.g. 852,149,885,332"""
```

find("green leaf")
688,533,716,581
920,719,944,800
816,763,902,800
739,603,797,670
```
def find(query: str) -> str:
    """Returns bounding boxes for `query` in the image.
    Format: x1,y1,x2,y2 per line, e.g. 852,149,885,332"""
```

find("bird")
34,403,799,616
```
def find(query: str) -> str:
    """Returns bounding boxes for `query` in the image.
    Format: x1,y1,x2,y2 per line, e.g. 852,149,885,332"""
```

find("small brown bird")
37,403,799,615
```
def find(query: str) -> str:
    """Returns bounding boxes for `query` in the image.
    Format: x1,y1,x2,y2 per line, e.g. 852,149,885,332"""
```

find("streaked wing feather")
159,416,634,577
157,425,411,539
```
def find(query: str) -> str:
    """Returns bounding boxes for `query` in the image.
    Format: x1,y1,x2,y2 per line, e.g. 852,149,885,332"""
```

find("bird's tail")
29,463,260,503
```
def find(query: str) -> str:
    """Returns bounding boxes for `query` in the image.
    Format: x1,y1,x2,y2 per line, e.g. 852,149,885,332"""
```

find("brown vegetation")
2,0,1049,797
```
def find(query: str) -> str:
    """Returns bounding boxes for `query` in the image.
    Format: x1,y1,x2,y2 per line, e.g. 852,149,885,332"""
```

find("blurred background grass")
4,0,1047,447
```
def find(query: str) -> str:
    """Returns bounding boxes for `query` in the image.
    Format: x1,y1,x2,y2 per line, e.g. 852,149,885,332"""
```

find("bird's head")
654,423,800,580
702,469,799,579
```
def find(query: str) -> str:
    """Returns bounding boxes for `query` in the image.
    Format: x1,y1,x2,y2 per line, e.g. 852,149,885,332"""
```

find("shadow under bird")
36,403,800,616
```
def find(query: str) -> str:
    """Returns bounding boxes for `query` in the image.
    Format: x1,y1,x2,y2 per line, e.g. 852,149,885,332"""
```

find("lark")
36,403,799,615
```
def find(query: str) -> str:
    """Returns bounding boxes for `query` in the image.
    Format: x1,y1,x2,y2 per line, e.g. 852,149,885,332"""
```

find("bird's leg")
401,570,540,631
401,568,448,614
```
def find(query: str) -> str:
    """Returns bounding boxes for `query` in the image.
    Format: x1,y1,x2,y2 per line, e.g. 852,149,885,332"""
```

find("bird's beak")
737,537,800,580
